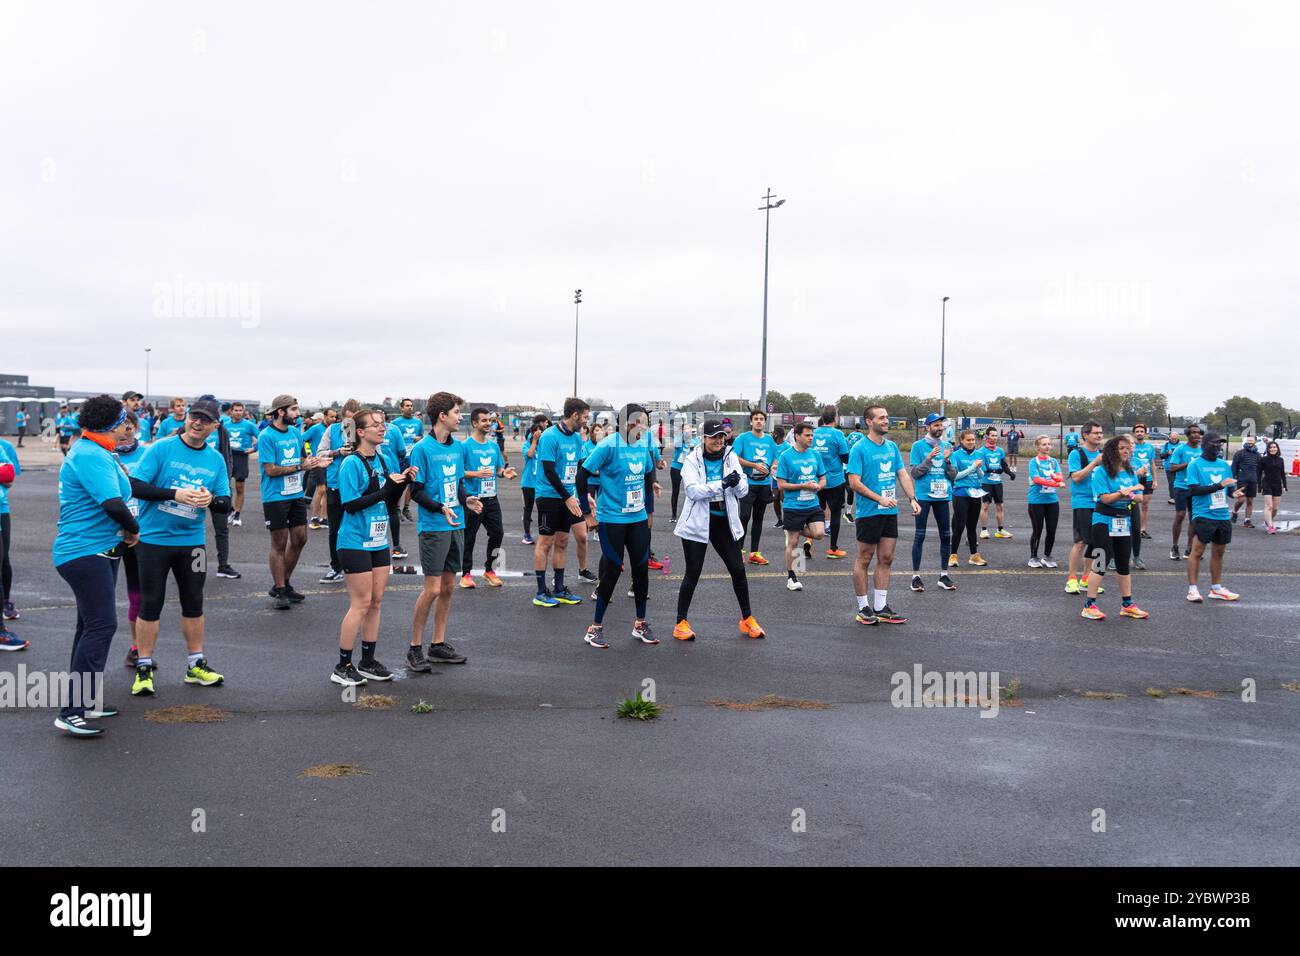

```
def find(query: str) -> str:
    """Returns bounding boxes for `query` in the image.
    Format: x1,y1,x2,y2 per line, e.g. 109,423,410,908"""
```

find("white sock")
873,590,888,612
856,593,870,610
1188,584,1198,594
1211,583,1224,591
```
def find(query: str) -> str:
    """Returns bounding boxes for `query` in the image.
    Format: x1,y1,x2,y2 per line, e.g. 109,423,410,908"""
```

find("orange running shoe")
1080,604,1106,620
672,620,696,641
648,557,664,570
1120,603,1149,619
738,616,766,639
747,551,770,566
483,571,503,587
459,573,476,589
826,548,847,559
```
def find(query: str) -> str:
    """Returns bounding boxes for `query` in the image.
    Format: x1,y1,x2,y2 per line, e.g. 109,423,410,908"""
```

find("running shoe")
1267,525,1277,535
1120,603,1150,619
647,557,664,571
124,645,138,668
405,645,432,673
230,513,242,527
854,609,878,626
552,587,583,605
331,662,367,686
979,529,990,539
1186,588,1204,603
947,554,959,568
184,658,224,686
308,517,322,530
1208,586,1240,601
85,705,120,719
874,606,907,624
1230,511,1238,524
772,520,784,529
0,629,29,652
786,577,803,591
910,575,925,592
533,591,559,608
428,642,467,664
631,621,658,645
521,534,536,545
319,568,345,584
216,565,241,579
284,585,306,603
1041,557,1058,569
401,506,413,522
1140,530,1152,539
937,574,957,591
1166,498,1175,505
802,540,813,559
738,616,766,639
1183,547,1191,557
1243,519,1255,529
1169,547,1181,561
994,529,1013,539
968,554,987,566
826,548,847,559
1080,604,1106,620
1132,557,1147,571
271,587,291,611
459,573,477,589
356,659,393,681
318,517,329,528
54,714,103,737
578,568,599,584
131,665,155,696
2,602,17,621
584,625,609,649
1027,557,1042,568
747,551,770,566
1107,559,1116,571
673,619,696,641
1064,578,1080,595
392,547,408,560
483,570,503,587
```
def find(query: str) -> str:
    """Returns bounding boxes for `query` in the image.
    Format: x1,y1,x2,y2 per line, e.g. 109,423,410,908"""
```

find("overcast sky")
3,1,1298,415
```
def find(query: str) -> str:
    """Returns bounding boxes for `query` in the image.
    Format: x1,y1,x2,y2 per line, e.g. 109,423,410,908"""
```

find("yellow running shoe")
968,554,988,566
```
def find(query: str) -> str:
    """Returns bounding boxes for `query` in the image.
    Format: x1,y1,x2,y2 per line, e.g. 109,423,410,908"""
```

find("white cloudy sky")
3,1,1298,415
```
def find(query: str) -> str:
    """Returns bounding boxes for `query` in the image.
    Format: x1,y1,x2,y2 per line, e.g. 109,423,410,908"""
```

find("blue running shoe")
533,591,560,608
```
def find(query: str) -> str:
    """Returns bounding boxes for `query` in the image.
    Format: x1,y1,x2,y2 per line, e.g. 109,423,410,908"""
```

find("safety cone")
1293,450,1300,477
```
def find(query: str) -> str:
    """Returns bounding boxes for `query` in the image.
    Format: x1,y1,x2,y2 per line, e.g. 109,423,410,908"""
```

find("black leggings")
594,519,651,622
670,469,682,518
819,484,846,550
522,487,536,536
677,514,751,623
327,489,344,572
1028,502,1059,558
387,499,402,551
1088,522,1131,575
951,495,981,557
1130,505,1142,559
0,513,11,604
738,484,773,552
137,541,207,620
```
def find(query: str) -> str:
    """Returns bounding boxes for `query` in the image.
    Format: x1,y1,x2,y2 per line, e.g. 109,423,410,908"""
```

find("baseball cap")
1202,431,1223,446
188,397,220,422
271,393,298,413
702,420,728,438
924,413,946,426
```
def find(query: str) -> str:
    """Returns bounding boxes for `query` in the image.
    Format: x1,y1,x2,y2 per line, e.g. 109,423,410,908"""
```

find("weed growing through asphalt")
616,696,661,720
410,699,434,714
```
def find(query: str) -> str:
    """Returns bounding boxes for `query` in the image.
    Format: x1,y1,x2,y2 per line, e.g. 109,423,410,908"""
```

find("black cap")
702,420,727,438
1202,431,1222,446
189,398,220,422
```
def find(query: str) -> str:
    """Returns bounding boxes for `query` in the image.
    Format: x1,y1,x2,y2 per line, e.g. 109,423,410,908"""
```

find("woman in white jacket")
673,421,766,641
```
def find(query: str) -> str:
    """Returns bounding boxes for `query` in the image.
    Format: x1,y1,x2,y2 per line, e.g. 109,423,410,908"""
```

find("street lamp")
572,290,582,398
145,348,152,402
939,297,950,418
758,189,786,417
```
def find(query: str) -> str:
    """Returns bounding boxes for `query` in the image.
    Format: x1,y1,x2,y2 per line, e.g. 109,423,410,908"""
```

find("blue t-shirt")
846,430,865,450
302,422,326,456
811,426,849,489
410,434,464,532
847,437,904,518
461,436,504,498
520,439,539,490
1090,467,1138,526
57,414,80,437
775,446,825,511
1186,456,1235,521
14,411,25,428
535,423,584,500
1167,442,1198,490
976,444,1007,484
581,439,597,461
909,438,953,502
338,453,391,551
731,431,780,481
116,443,148,519
154,416,186,441
1027,455,1063,505
1064,432,1080,450
1130,440,1159,481
0,439,20,515
1067,447,1100,509
703,453,727,516
226,419,259,454
377,425,408,475
134,436,231,546
52,439,133,566
393,415,424,447
325,422,351,489
258,425,305,502
672,436,699,469
137,415,153,442
951,446,985,493
582,433,657,524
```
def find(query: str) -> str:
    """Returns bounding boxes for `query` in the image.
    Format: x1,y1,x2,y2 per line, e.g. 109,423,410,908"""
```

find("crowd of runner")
0,391,1291,736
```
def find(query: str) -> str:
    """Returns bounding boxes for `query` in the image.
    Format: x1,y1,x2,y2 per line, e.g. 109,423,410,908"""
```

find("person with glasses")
1065,420,1104,595
1165,425,1202,560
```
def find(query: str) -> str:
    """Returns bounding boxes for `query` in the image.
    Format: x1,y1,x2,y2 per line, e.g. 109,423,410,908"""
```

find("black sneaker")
427,642,467,664
937,574,957,591
401,506,413,522
54,714,104,737
1231,511,1238,524
1140,530,1152,539
330,662,367,686
284,585,306,603
405,646,432,673
392,547,409,560
356,659,393,681
910,575,925,592
874,605,908,624
271,587,291,610
578,568,598,584
1170,546,1181,561
216,565,241,579
123,645,138,669
1183,547,1191,557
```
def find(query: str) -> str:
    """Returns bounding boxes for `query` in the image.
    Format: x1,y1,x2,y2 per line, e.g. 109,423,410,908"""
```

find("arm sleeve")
409,481,442,512
101,498,139,534
128,477,177,501
955,460,982,481
1185,483,1221,497
576,465,593,510
541,459,569,498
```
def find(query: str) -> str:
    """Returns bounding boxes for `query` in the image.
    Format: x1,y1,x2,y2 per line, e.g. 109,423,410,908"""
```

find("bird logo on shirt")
442,464,457,477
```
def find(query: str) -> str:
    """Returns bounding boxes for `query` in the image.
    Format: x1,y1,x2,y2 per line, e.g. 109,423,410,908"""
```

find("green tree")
762,390,790,413
684,393,720,413
789,391,817,411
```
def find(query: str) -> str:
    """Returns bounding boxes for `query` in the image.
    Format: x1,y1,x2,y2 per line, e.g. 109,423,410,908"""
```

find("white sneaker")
1208,586,1240,601
1186,587,1204,603
1028,557,1042,568
786,577,803,591
979,529,990,539
1041,557,1058,569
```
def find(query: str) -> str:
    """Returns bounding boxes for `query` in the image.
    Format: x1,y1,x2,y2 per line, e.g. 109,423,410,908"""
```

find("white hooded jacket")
673,442,749,543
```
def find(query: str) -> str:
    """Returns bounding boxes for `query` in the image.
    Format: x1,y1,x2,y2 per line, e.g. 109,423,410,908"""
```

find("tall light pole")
939,297,950,418
145,348,152,402
758,189,786,418
572,289,582,398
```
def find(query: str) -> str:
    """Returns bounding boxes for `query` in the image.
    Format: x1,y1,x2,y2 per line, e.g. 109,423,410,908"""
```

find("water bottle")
660,554,671,575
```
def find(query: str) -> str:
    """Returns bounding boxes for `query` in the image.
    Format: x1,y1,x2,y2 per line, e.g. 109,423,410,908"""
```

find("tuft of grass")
144,704,229,724
1282,682,1300,694
1145,687,1168,698
300,763,370,779
1079,690,1126,700
1170,687,1217,698
354,694,396,710
616,696,662,720
1000,677,1022,702
708,694,832,711
410,699,434,714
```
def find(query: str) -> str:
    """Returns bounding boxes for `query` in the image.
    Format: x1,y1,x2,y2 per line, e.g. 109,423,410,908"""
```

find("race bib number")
1109,516,1129,537
282,471,303,495
623,484,644,514
881,484,896,502
127,499,140,517
443,479,458,502
1210,489,1227,510
797,488,817,502
929,478,948,498
366,517,388,548
968,487,986,498
480,477,496,497
563,462,578,485
159,499,199,521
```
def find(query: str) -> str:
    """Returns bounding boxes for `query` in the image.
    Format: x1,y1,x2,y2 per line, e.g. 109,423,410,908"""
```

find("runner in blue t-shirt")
1064,421,1104,594
1079,436,1149,621
976,428,1015,539
459,408,517,588
1165,424,1202,561
812,409,851,559
1128,422,1160,552
1183,432,1244,603
731,409,781,564
224,401,259,528
519,415,549,545
773,422,826,591
259,395,323,609
907,413,957,592
949,429,988,567
1026,434,1064,568
530,399,591,607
